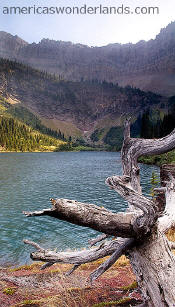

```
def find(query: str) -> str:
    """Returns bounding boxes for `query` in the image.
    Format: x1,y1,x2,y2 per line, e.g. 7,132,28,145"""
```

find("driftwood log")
23,119,175,306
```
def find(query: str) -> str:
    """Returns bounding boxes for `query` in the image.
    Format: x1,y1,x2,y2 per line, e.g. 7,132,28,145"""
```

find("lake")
0,151,159,266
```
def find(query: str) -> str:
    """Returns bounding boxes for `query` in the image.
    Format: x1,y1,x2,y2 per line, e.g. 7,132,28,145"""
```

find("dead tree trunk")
23,120,175,306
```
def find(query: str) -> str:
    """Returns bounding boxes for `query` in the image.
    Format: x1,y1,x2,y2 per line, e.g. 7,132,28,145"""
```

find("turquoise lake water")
0,152,159,266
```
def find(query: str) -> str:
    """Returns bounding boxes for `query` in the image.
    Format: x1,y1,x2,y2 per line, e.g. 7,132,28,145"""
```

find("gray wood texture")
24,120,175,306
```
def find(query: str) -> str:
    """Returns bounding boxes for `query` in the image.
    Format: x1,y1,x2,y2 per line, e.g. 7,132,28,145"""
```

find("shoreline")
0,148,112,153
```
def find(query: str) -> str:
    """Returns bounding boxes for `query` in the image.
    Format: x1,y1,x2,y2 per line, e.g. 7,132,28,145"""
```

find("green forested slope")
0,96,66,152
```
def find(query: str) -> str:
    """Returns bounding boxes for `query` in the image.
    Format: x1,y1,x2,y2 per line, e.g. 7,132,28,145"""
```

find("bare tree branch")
65,264,81,276
23,237,131,265
23,208,53,217
90,238,134,283
123,117,131,140
23,239,44,251
40,262,55,270
23,174,159,239
106,175,158,236
136,129,175,158
122,120,175,193
157,171,175,232
89,234,110,247
23,199,137,238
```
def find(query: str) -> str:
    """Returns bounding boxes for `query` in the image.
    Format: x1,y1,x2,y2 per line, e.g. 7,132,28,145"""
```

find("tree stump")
23,121,175,306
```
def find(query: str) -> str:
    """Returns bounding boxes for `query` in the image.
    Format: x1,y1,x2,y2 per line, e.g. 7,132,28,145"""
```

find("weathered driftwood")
89,233,109,247
89,238,134,283
23,199,136,238
23,237,131,265
24,119,175,306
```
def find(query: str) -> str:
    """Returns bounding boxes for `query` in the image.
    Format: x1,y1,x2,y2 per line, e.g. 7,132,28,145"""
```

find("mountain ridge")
0,21,175,96
0,58,166,145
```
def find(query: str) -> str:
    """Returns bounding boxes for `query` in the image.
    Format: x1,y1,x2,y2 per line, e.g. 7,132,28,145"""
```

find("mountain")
0,96,66,152
0,31,27,58
0,21,175,96
0,58,166,148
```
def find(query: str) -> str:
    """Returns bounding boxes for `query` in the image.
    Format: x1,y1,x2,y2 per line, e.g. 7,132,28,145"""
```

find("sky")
0,0,175,46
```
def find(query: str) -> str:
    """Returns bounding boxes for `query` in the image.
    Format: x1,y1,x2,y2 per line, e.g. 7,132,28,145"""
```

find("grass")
9,263,43,272
3,287,16,295
120,281,138,291
6,229,175,307
13,299,40,306
6,254,136,307
91,297,132,307
113,255,129,267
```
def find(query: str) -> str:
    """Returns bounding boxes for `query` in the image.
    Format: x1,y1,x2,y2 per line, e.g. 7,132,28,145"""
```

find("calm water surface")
0,152,159,266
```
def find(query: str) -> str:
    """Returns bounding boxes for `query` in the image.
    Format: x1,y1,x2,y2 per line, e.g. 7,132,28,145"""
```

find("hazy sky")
0,0,174,46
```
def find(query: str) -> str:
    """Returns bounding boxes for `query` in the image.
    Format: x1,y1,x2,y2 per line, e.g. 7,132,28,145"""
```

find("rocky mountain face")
0,22,175,96
0,59,165,140
0,31,27,58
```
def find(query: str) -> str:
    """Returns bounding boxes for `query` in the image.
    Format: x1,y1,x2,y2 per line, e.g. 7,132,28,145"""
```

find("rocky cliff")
0,21,175,96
